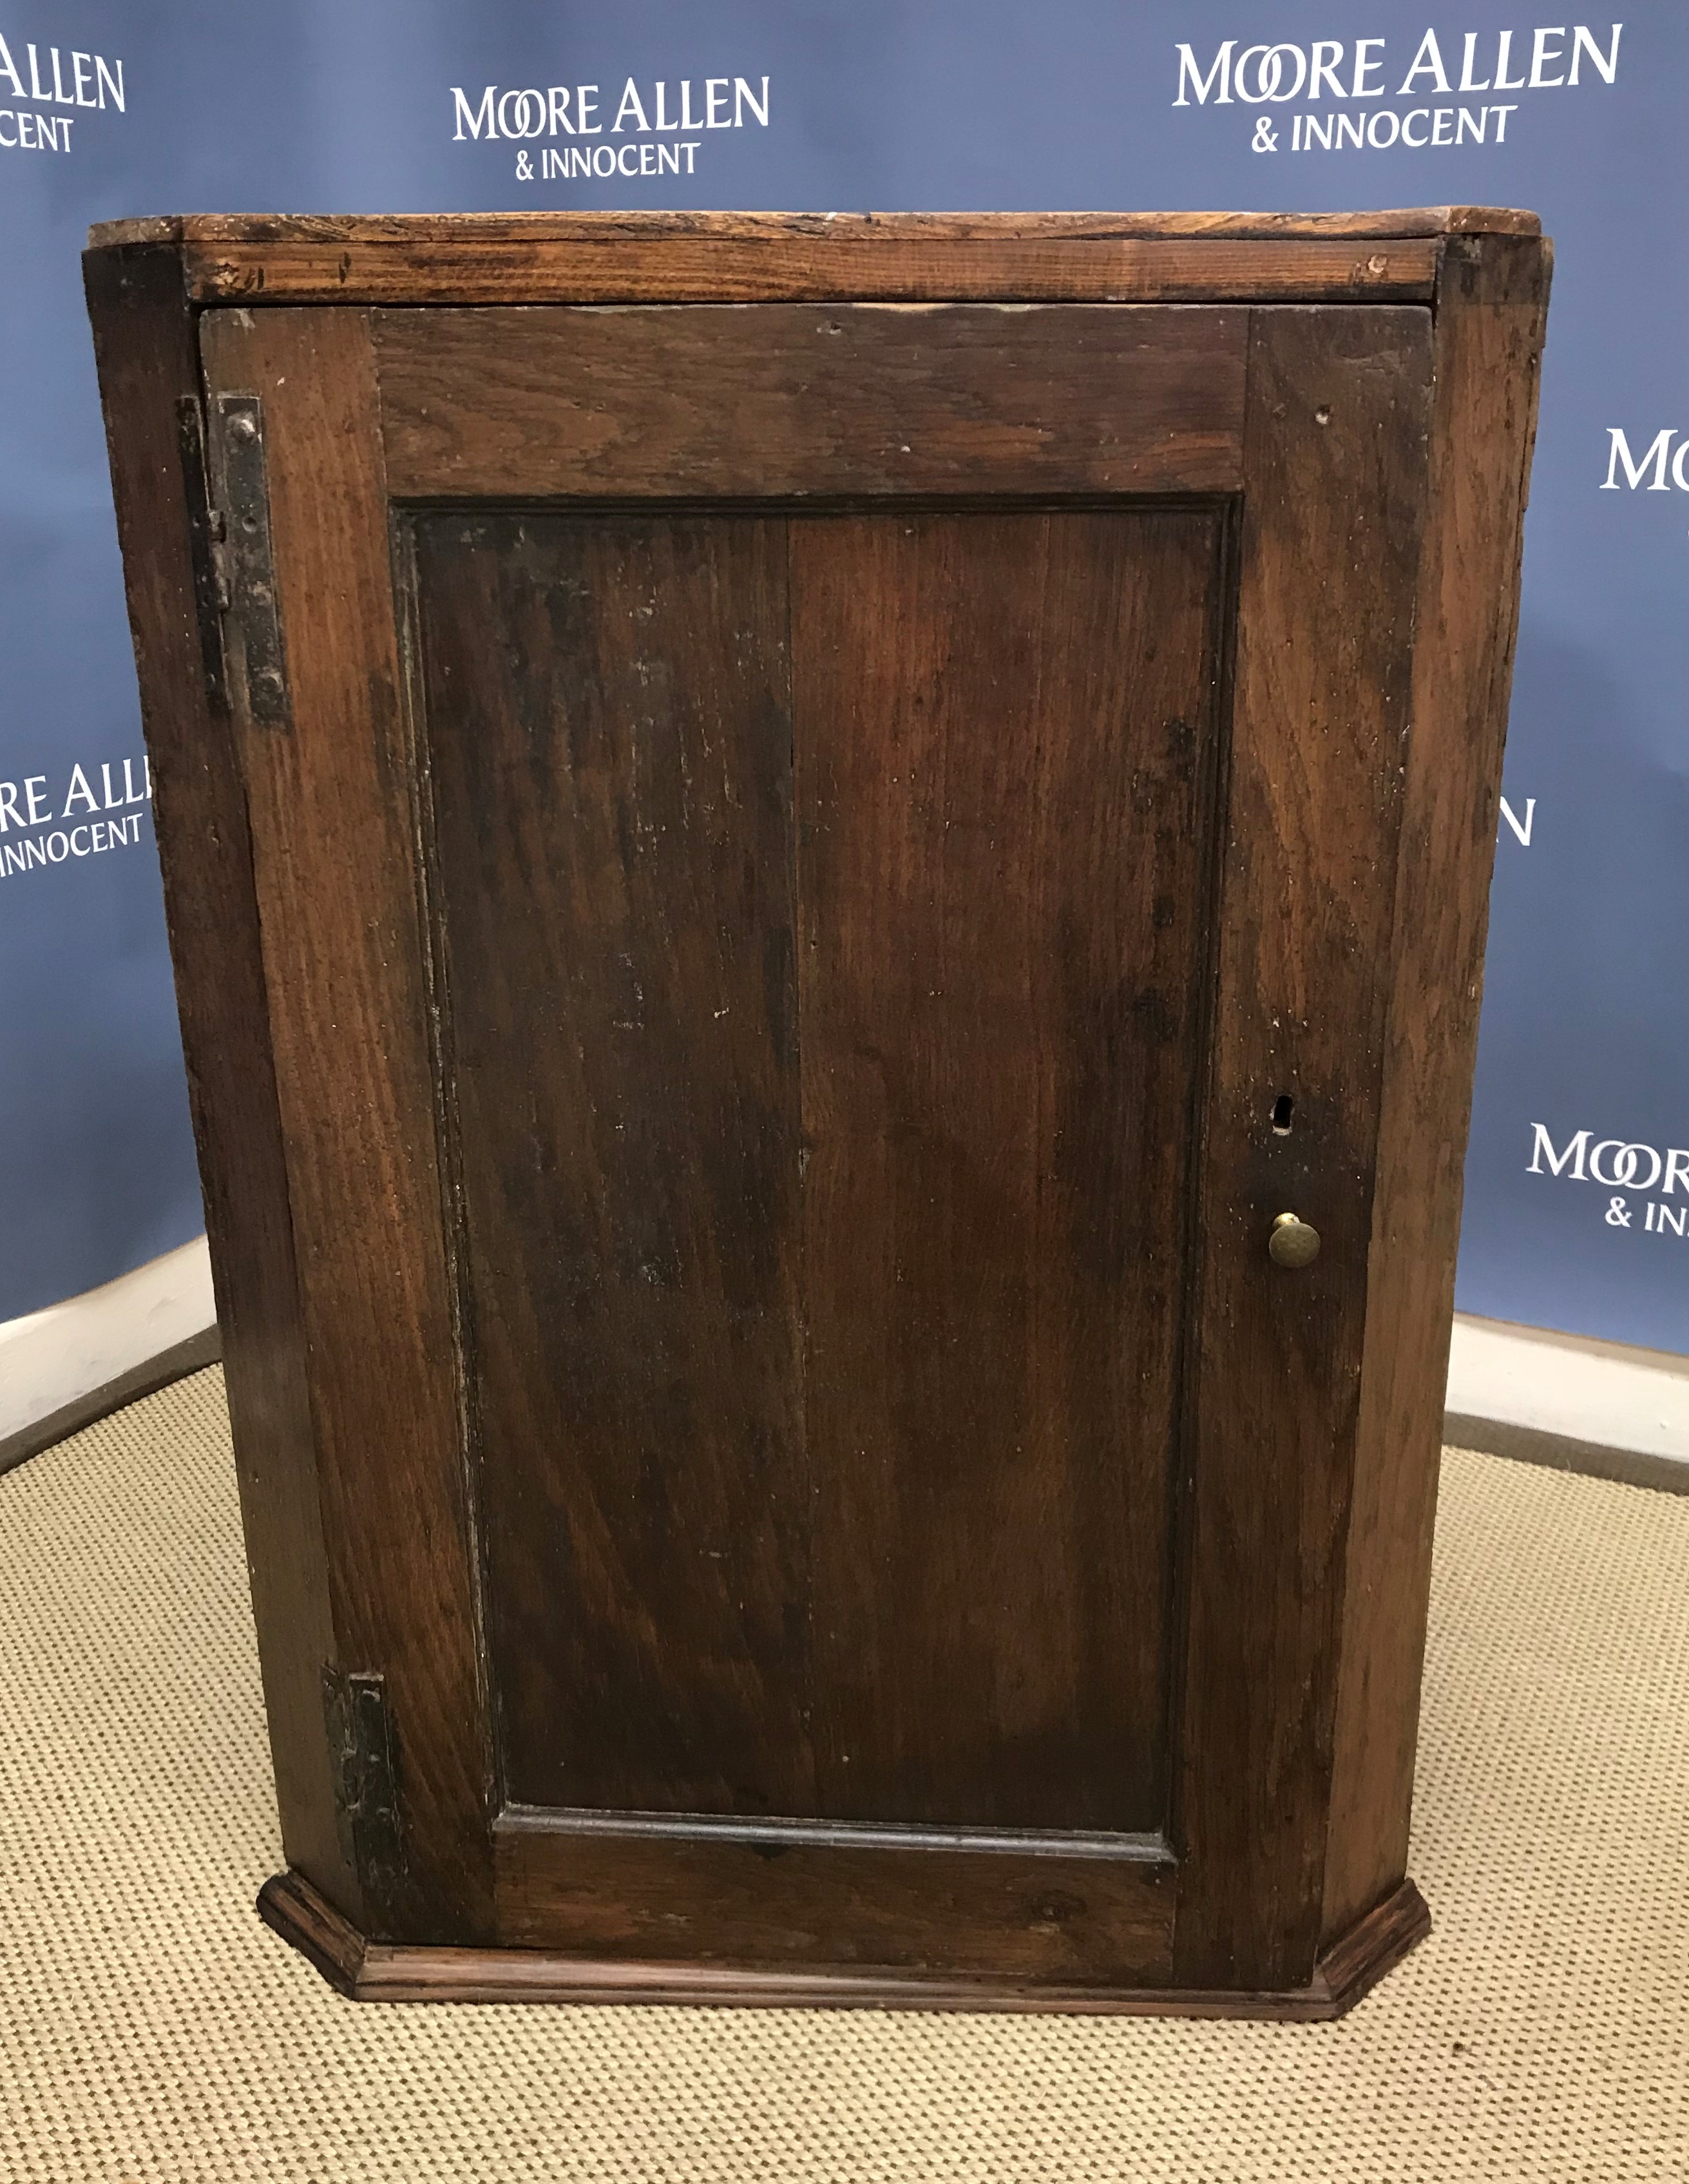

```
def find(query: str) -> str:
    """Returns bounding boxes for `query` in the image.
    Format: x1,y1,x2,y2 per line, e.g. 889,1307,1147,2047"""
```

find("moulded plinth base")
256,1868,1429,2019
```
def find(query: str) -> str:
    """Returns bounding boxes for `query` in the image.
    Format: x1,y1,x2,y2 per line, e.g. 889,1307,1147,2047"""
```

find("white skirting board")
0,1241,1684,1492
1444,1312,1689,1493
0,1238,217,1456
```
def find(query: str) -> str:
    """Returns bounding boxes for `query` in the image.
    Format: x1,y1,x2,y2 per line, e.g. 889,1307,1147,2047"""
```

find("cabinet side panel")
82,247,355,1913
1174,307,1435,1990
198,306,492,1940
1321,235,1551,1947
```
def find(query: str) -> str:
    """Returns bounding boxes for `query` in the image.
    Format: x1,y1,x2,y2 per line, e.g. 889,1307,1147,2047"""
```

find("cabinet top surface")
85,207,1542,309
91,207,1538,246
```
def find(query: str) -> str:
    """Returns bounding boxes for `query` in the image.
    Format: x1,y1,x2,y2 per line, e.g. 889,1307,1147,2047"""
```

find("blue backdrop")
3,2,1684,1352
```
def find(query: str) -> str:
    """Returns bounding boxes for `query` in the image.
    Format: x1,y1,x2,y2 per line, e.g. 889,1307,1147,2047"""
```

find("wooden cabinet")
85,210,1549,2015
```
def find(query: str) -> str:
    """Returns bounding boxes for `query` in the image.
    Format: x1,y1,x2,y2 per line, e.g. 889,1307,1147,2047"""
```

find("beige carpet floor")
1,1366,1686,2183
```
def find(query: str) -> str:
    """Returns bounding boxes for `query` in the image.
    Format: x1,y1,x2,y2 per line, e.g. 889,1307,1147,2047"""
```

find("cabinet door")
200,298,1431,1990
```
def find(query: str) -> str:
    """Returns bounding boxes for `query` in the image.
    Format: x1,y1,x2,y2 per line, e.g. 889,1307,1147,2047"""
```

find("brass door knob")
1268,1212,1321,1269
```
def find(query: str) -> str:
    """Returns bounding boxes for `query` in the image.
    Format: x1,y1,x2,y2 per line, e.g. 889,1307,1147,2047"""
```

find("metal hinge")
204,391,292,728
175,397,229,716
321,1665,406,1911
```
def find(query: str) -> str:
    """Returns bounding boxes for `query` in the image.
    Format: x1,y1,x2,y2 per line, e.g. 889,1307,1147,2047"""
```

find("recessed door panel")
414,503,1227,1834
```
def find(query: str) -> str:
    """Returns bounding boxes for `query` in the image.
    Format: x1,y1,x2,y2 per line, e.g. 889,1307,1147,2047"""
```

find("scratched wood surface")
376,305,1248,499
92,208,1541,247
1321,231,1553,1950
262,1861,1425,2015
199,308,493,1943
173,234,1443,307
794,507,1226,1833
81,209,1505,308
414,509,810,1820
1171,305,1435,1992
86,215,1549,2003
411,499,1225,1838
493,1815,1176,1978
82,249,358,1924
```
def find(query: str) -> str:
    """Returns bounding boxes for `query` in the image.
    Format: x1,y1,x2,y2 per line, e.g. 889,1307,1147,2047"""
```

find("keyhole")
1272,1093,1295,1135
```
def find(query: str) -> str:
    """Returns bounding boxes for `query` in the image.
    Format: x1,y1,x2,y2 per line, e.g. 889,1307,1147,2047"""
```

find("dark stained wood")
84,212,1540,319
88,212,1547,2016
410,510,809,1818
1313,1877,1432,2014
93,221,1444,310
81,245,357,1921
376,305,1246,499
793,508,1226,1833
260,1865,1424,2015
409,496,1230,1844
1322,231,1554,1949
197,308,491,1942
1172,307,1435,1992
494,1812,1174,1978
92,209,1540,250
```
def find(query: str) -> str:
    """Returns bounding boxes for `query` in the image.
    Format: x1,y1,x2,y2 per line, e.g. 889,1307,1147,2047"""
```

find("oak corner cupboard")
85,207,1549,2016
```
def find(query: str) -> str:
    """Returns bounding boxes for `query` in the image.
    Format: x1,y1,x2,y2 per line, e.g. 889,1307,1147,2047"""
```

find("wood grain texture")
93,209,1540,249
82,247,356,1920
1172,307,1435,1991
84,222,1447,310
411,510,809,1819
1321,233,1552,1949
493,1814,1174,1978
260,1866,1425,2015
794,508,1226,1834
1312,1876,1432,2013
413,497,1228,1846
198,308,491,1943
88,215,1546,2011
376,305,1246,499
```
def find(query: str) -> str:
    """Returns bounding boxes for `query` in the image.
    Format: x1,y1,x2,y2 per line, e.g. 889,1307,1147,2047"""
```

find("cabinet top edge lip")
86,206,1541,255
